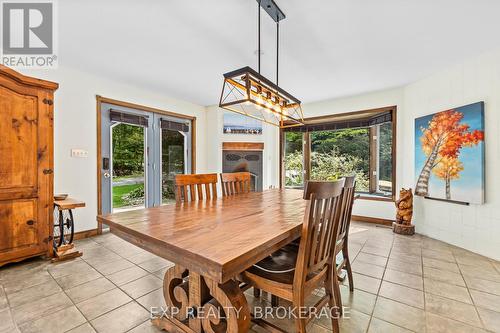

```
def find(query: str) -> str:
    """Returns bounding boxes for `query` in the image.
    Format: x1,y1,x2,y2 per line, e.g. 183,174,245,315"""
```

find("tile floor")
1,222,500,333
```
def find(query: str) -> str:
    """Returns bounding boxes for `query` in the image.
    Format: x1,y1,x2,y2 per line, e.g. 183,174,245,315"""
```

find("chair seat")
246,244,299,284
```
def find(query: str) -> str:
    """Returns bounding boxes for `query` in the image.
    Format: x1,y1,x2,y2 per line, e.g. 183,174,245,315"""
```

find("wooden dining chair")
220,171,251,196
240,180,345,333
332,176,356,313
174,173,218,203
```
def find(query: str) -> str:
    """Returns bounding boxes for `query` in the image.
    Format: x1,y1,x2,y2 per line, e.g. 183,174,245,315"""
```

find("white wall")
302,88,405,220
402,49,500,260
205,106,280,191
18,66,208,233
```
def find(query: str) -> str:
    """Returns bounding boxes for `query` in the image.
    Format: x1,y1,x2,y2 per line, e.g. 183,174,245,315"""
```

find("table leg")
153,265,251,333
201,277,250,333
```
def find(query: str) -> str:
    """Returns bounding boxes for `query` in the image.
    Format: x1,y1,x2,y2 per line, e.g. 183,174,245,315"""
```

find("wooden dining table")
97,189,307,333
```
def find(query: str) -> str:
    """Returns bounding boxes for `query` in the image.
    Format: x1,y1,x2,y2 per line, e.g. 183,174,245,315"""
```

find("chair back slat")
295,180,345,283
338,176,356,242
205,183,211,200
211,183,217,198
220,172,252,197
174,173,218,203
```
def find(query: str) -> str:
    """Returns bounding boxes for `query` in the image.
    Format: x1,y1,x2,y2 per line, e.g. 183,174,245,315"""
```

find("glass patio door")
100,102,192,216
155,116,192,205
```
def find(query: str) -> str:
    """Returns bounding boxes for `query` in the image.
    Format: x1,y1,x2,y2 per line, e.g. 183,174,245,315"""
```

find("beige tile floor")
1,222,500,333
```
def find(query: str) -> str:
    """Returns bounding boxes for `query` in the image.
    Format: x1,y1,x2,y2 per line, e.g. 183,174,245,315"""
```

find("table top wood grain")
97,189,306,283
54,197,86,210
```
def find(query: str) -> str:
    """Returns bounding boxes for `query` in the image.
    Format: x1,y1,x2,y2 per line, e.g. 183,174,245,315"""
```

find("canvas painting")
223,111,262,134
414,102,485,204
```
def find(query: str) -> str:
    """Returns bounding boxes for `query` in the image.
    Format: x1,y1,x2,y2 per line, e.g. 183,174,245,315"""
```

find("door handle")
26,220,35,226
103,172,111,178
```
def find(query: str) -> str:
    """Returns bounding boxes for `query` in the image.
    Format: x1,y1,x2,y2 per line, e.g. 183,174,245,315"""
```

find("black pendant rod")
258,0,261,74
256,0,283,85
276,20,279,86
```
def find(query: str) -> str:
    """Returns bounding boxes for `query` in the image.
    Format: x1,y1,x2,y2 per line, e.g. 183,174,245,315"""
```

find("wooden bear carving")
395,188,413,225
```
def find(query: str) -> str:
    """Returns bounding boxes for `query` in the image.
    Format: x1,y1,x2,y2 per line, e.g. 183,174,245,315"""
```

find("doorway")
97,97,195,230
110,122,147,212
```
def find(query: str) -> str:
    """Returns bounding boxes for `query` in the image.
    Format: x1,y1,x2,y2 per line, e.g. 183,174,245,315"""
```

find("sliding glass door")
158,117,191,205
100,102,192,216
110,122,147,211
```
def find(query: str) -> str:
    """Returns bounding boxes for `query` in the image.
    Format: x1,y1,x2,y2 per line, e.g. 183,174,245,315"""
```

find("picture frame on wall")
223,111,262,135
414,102,485,204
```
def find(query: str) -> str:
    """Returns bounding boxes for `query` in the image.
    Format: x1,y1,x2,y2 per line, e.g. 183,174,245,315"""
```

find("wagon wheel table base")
52,198,86,262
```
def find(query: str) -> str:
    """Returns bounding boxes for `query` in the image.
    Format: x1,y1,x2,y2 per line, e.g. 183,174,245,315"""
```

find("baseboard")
351,215,394,226
73,228,98,240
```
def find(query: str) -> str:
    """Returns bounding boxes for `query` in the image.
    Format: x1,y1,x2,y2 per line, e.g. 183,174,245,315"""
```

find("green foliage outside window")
112,124,145,177
378,123,393,182
284,127,375,192
285,151,369,191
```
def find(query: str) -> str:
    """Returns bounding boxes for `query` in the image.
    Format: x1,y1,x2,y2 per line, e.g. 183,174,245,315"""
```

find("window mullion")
303,132,311,182
369,126,378,193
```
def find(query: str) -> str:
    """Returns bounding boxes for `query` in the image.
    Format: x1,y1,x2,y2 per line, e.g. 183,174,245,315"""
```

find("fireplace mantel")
222,142,264,151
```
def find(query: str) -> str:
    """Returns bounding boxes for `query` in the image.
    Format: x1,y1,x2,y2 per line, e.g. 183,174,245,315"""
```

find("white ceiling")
60,0,500,106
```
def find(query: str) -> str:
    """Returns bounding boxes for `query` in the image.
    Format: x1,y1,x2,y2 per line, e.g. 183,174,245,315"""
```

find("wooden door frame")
96,95,197,233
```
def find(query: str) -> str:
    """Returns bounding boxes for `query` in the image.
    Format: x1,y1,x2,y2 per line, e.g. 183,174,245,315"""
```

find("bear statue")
393,188,415,235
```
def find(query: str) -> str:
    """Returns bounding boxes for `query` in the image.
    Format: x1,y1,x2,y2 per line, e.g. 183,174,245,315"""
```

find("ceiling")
60,0,500,106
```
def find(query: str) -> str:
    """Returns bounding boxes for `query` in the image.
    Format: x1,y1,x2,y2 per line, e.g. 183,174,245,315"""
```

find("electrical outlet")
71,149,88,158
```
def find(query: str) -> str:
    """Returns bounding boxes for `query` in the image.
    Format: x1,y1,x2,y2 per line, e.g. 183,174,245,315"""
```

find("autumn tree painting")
432,157,464,200
414,102,485,203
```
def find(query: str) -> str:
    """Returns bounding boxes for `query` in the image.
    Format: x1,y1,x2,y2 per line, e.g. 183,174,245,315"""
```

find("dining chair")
332,176,356,313
174,173,218,203
220,171,251,196
240,179,345,333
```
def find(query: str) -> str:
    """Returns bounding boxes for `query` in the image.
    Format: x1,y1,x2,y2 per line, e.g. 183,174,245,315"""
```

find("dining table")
97,188,307,333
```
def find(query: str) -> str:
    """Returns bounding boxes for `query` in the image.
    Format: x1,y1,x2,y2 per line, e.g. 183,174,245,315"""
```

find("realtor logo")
1,1,57,68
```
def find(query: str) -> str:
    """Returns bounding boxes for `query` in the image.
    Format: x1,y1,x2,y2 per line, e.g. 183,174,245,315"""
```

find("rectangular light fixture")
219,66,304,128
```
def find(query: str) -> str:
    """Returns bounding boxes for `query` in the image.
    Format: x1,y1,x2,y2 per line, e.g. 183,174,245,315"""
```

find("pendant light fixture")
218,0,304,128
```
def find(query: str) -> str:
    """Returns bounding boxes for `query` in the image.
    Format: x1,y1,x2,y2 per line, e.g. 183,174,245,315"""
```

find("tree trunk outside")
415,149,439,196
445,176,451,200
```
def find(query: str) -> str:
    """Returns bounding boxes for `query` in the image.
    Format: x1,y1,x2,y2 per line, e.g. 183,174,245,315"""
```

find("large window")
310,128,370,192
377,122,393,194
284,132,304,187
281,107,396,199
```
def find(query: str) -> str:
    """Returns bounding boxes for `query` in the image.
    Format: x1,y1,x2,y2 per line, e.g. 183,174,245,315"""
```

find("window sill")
284,187,395,202
357,194,394,202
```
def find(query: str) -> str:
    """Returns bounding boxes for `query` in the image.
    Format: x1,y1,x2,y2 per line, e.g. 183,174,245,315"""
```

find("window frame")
279,106,397,202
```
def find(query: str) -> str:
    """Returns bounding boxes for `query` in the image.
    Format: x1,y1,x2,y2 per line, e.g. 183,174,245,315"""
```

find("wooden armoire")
0,65,58,266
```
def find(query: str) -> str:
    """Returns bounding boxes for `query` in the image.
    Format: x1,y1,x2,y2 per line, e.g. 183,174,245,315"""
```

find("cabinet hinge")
43,236,53,244
43,98,53,105
43,168,54,175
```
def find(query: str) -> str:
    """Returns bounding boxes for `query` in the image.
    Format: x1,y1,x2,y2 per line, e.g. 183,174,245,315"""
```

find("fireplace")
222,142,264,192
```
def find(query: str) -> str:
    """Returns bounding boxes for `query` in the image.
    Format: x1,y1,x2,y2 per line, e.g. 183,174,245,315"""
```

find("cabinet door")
0,200,38,252
0,83,52,264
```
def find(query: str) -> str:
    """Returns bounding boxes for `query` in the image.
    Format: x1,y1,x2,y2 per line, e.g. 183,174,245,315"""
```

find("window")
284,132,304,188
310,128,370,192
281,107,396,199
376,122,393,194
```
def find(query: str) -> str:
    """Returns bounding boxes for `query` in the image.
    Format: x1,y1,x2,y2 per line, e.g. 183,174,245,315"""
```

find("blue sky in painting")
414,102,485,203
223,112,262,130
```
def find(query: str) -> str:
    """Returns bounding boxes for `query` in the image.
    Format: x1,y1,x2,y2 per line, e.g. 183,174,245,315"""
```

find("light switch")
71,149,88,158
